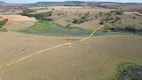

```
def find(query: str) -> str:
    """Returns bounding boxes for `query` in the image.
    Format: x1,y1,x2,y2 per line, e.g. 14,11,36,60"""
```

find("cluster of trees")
111,10,124,15
22,8,35,13
136,9,142,14
72,12,89,24
99,10,123,25
106,26,142,34
100,16,121,25
20,11,53,21
0,19,8,28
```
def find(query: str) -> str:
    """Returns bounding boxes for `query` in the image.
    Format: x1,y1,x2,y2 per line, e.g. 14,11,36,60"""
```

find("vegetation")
110,63,142,80
0,19,8,28
115,10,124,15
22,8,35,14
72,12,89,24
0,19,8,32
105,26,142,34
100,12,122,24
20,11,52,21
30,21,59,30
136,9,142,14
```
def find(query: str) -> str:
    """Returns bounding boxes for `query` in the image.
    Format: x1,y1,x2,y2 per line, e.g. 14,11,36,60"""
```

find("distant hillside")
0,1,5,4
14,1,142,11
24,1,92,7
0,1,6,7
0,1,6,5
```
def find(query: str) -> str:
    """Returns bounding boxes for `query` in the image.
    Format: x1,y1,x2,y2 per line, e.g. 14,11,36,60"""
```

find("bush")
99,21,104,25
136,9,142,14
72,12,89,24
116,10,124,15
72,19,83,24
111,16,121,23
22,8,35,14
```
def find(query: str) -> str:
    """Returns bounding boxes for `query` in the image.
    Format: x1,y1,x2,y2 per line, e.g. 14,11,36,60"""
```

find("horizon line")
1,1,142,4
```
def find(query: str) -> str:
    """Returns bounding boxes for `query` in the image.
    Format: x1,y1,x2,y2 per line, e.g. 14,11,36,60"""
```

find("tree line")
20,9,53,21
105,26,142,34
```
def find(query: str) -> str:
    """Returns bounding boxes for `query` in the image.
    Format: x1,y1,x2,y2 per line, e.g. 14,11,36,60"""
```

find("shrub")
72,19,83,24
116,10,124,15
99,20,104,25
72,12,89,24
65,24,71,28
0,19,8,28
136,9,142,14
22,8,35,14
133,16,136,19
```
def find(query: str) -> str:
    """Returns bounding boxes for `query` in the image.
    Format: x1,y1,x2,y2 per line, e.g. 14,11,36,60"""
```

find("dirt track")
0,25,142,80
0,25,104,70
0,33,142,80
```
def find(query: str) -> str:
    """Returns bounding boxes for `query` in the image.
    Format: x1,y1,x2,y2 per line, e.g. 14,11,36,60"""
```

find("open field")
0,32,142,80
0,9,22,15
0,32,66,67
0,2,142,80
0,15,37,30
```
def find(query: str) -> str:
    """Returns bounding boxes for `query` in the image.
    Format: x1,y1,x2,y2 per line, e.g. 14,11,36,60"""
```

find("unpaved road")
0,34,142,80
0,25,142,80
0,25,104,70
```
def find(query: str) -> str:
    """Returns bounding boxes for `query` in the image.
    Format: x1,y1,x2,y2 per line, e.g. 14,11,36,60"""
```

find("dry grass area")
100,3,120,6
31,6,113,30
0,32,65,67
0,15,37,30
52,7,112,30
0,33,142,80
119,4,142,11
0,9,22,15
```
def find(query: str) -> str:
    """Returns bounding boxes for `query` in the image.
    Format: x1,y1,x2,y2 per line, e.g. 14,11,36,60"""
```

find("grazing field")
30,21,59,30
0,32,65,68
0,9,22,15
0,34,142,80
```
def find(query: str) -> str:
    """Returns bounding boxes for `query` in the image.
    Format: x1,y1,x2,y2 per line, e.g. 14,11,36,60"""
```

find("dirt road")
0,25,104,71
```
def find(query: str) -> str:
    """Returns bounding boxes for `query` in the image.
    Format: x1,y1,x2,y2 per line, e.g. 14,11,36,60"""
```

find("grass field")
30,21,59,30
20,21,93,36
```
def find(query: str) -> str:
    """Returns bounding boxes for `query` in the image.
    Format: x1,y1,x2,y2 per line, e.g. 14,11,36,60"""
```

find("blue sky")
1,0,142,3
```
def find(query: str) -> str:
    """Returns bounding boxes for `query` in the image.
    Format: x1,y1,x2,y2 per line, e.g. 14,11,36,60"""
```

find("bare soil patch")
0,15,37,30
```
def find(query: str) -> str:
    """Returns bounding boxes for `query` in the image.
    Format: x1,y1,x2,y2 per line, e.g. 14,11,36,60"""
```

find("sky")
1,0,142,3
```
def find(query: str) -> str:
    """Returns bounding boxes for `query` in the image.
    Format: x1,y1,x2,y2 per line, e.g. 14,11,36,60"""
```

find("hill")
0,1,5,4
23,1,142,11
0,1,6,7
